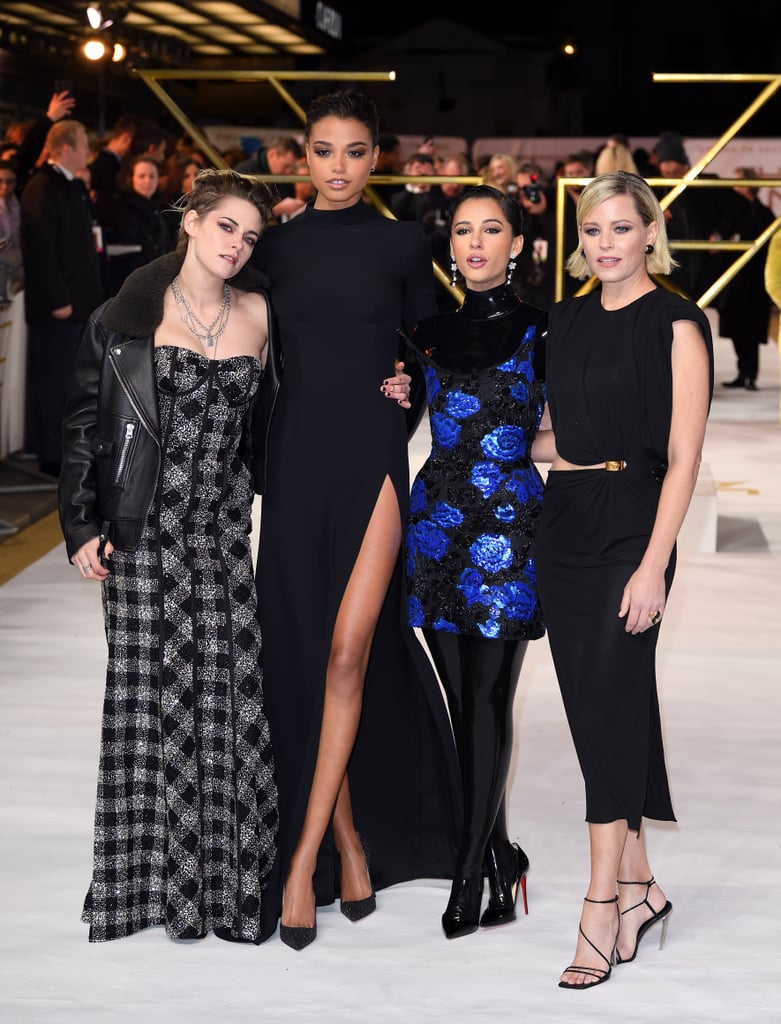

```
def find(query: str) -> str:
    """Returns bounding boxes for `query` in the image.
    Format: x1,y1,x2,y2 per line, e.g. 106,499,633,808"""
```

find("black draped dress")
253,200,461,909
534,288,713,831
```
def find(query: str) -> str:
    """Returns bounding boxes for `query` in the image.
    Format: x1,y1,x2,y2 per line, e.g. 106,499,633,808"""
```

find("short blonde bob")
565,171,678,280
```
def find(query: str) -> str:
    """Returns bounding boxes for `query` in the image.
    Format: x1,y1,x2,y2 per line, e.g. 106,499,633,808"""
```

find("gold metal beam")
134,68,398,170
135,66,473,302
699,214,781,309
650,77,781,213
136,70,398,82
552,73,781,305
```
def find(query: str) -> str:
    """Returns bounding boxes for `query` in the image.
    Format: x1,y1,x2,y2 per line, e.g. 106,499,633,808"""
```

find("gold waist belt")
604,460,627,471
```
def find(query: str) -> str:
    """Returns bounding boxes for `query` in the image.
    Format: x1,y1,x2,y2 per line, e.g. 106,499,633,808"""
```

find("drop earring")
645,243,654,254
506,257,517,284
450,261,458,287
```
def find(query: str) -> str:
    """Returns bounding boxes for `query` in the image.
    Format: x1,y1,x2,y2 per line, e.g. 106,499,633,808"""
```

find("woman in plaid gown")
59,170,281,943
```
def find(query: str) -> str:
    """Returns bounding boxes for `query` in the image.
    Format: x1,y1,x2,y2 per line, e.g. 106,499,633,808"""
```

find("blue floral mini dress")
406,289,547,640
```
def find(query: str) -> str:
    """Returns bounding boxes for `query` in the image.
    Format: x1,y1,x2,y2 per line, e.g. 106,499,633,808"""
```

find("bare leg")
332,776,372,902
560,820,625,986
616,823,669,962
281,478,401,929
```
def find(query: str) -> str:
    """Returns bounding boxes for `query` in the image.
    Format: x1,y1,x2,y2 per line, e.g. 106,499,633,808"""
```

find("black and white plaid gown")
83,346,278,942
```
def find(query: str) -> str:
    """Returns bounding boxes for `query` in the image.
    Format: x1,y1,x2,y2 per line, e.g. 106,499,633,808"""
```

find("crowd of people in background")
0,90,777,480
372,130,778,391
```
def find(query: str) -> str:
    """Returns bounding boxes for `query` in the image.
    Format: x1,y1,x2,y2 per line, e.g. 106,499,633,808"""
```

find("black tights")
423,630,527,875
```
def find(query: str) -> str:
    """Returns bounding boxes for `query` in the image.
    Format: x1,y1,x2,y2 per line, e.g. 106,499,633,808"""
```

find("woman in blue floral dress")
406,186,551,938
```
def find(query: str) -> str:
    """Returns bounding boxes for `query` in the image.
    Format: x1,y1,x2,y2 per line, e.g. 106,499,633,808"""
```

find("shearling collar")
101,251,270,337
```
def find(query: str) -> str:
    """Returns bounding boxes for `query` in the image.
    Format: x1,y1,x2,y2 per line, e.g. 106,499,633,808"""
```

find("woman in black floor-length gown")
253,90,460,947
532,172,713,989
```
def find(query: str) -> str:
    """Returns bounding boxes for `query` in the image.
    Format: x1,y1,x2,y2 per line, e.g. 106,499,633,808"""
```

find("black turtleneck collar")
409,283,544,375
459,283,520,320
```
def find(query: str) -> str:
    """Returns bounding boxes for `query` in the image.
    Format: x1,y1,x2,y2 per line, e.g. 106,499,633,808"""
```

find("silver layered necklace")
171,275,232,348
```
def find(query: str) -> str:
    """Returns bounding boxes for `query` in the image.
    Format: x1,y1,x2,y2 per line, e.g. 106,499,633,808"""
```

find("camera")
522,173,542,204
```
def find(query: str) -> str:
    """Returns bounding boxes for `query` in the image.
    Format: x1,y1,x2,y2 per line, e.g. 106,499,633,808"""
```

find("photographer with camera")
513,162,554,308
422,152,477,311
544,149,596,300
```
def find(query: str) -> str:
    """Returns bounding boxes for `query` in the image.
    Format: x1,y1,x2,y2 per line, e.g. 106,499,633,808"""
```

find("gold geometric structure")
553,72,781,307
136,68,481,301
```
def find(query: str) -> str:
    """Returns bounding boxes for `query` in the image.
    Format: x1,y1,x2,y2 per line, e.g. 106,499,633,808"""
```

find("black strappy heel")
615,876,672,964
558,895,619,990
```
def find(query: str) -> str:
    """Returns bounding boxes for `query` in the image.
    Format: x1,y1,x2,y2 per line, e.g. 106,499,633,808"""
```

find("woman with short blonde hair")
565,169,676,281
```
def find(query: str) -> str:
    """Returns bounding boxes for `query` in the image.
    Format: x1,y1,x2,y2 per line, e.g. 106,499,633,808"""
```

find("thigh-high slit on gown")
253,201,461,911
533,289,713,832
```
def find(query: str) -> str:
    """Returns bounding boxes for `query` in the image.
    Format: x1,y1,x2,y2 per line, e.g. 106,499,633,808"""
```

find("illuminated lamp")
86,6,115,31
83,38,108,60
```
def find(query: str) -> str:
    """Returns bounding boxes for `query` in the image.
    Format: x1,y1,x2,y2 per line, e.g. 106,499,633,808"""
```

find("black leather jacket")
58,252,281,560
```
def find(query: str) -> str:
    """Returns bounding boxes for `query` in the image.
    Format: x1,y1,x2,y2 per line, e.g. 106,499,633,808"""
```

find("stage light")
84,38,107,60
86,6,113,30
86,5,127,32
112,42,126,62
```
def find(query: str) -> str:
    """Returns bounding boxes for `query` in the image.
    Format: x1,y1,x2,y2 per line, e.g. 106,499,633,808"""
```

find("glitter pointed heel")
340,833,376,922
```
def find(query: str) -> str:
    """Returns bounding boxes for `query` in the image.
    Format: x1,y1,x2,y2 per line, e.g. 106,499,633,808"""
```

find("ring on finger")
649,609,661,625
82,563,92,573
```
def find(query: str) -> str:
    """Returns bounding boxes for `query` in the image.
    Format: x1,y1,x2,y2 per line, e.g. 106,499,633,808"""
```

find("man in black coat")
89,115,140,227
20,119,104,476
8,89,77,195
390,152,442,225
716,168,776,390
234,136,305,221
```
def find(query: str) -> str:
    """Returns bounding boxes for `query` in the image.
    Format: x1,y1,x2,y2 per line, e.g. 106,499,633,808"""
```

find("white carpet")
1,312,779,1023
